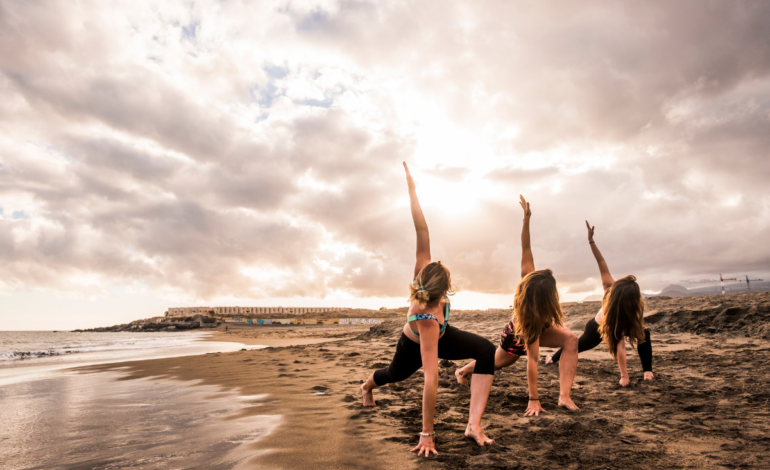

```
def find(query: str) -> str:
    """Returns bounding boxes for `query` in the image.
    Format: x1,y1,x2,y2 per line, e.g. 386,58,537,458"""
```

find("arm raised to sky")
586,221,615,291
404,162,431,278
520,195,535,278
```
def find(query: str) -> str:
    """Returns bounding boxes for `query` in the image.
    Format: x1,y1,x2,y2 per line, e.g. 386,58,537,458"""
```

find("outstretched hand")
410,435,438,458
403,162,416,192
524,400,546,417
520,195,531,218
586,220,595,242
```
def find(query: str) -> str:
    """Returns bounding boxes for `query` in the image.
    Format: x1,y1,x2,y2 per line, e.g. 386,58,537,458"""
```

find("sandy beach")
79,292,770,469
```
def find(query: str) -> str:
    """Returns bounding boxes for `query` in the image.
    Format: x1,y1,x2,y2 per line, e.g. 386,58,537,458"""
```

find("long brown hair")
513,269,564,345
409,261,455,309
598,275,646,361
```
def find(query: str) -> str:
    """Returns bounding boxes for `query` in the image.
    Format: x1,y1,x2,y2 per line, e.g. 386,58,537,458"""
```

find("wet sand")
83,292,770,469
83,326,414,469
0,370,280,469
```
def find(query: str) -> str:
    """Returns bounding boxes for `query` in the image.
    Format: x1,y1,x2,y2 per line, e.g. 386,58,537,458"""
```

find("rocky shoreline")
73,314,219,333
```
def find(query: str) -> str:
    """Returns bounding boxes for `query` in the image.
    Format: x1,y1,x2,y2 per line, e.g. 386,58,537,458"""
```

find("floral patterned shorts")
499,320,527,356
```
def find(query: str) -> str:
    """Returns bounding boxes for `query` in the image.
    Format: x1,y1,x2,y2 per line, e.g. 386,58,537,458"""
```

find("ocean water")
0,331,277,469
0,330,260,386
0,330,212,361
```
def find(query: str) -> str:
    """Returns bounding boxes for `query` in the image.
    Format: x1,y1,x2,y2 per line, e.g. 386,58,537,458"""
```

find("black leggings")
551,319,653,372
373,325,496,386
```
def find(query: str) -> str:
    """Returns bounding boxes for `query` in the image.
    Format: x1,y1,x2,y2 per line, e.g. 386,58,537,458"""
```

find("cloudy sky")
2,1,769,329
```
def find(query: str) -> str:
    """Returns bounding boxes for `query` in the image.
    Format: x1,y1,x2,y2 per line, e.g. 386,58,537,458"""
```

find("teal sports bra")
407,297,450,338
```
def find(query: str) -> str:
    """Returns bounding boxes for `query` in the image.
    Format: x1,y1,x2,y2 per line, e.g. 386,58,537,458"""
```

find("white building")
168,306,342,317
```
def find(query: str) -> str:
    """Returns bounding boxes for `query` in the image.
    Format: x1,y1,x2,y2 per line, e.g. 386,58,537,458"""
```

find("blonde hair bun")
408,261,454,309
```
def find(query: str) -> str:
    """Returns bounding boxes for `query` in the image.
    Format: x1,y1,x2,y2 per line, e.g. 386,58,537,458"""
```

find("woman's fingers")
525,404,547,416
519,195,531,215
519,194,531,215
410,444,437,458
403,162,416,190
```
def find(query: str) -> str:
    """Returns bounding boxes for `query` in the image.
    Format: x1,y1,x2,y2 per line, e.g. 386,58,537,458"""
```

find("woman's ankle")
465,422,482,432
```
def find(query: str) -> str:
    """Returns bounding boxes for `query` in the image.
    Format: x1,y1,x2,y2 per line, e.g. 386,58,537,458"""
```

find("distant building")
339,318,384,325
168,306,342,317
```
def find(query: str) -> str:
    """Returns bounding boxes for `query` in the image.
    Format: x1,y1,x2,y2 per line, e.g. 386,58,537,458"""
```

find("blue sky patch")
296,10,330,32
182,21,199,41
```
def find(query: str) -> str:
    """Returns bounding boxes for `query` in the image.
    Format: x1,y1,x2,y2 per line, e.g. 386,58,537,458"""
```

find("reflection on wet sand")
0,371,279,470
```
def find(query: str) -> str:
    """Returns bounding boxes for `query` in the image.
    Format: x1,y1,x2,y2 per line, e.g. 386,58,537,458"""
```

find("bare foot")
644,371,654,381
361,383,376,407
558,396,580,411
455,368,469,386
545,355,554,365
465,424,494,446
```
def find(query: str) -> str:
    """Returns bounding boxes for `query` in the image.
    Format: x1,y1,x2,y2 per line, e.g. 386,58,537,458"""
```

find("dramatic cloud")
1,0,768,306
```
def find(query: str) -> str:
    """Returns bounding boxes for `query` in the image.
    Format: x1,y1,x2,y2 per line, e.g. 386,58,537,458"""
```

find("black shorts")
372,325,496,386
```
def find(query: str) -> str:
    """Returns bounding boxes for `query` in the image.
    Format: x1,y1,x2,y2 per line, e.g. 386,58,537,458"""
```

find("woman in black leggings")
546,221,654,386
360,163,496,457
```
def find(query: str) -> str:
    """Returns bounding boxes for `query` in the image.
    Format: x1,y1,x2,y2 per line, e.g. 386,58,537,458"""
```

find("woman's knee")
480,340,495,362
474,340,497,375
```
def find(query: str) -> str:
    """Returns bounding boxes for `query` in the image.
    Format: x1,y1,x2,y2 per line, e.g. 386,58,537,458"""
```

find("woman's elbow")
565,333,578,351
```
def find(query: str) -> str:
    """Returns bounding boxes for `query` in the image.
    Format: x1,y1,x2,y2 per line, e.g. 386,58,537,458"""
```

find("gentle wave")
0,339,195,361
1,349,76,360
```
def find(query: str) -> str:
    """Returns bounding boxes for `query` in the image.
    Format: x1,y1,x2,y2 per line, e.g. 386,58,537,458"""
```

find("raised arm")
586,221,614,291
404,162,431,278
520,195,535,278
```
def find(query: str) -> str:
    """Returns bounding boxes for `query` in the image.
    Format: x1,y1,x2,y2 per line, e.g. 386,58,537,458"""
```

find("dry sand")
207,322,372,346
81,292,770,469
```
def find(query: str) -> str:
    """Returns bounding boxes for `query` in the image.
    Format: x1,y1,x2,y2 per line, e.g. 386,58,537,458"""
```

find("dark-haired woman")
545,221,654,386
454,196,580,416
360,162,497,457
